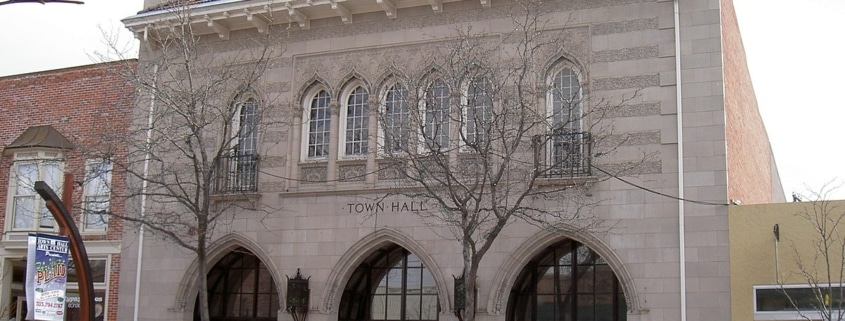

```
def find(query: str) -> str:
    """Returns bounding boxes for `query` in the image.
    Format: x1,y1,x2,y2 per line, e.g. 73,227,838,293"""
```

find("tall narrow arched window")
342,86,370,157
195,248,279,321
507,240,626,321
306,90,331,159
464,76,492,148
381,83,410,153
545,66,588,176
236,98,259,157
339,245,439,321
424,79,450,150
550,67,582,133
215,97,259,193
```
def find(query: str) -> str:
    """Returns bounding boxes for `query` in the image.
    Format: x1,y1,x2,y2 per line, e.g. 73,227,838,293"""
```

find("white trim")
81,159,113,233
300,87,332,162
338,82,370,159
377,81,411,156
4,152,65,234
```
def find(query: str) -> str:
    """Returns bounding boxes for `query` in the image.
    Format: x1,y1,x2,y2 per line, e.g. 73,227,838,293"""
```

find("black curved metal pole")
35,176,94,321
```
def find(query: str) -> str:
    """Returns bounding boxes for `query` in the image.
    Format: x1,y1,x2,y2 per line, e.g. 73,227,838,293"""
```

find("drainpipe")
134,63,158,321
673,1,687,321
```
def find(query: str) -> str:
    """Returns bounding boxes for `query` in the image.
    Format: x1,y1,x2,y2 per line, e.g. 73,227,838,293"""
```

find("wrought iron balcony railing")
213,153,259,193
534,132,592,178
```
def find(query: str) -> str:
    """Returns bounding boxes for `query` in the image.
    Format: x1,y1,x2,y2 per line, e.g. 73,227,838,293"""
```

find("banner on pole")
26,233,70,321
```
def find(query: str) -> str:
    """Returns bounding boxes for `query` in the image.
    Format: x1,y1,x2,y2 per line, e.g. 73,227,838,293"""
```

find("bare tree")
778,183,845,321
91,3,287,320
375,1,639,320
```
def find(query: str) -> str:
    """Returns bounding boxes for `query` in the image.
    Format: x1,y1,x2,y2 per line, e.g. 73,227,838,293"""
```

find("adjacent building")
0,61,136,320
730,200,845,321
119,0,784,321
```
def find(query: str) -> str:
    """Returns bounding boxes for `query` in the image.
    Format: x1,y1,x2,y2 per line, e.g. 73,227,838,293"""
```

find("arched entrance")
194,247,279,321
507,240,626,321
338,244,439,321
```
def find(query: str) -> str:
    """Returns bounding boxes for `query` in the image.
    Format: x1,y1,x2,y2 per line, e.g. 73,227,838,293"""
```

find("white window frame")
300,88,332,161
378,81,411,156
5,150,65,233
460,75,493,152
753,284,845,320
420,78,451,152
82,159,112,232
339,83,370,158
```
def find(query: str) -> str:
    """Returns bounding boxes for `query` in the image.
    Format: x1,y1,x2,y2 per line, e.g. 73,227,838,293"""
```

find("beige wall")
729,201,845,320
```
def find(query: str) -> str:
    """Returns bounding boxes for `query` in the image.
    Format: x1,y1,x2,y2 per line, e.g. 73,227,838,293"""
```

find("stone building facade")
119,0,784,321
0,61,136,321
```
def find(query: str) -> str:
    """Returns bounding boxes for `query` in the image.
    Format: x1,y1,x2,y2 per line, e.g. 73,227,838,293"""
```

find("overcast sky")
0,0,842,200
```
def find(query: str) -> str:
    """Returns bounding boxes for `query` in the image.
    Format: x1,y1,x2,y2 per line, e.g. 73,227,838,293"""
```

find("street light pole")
35,174,95,321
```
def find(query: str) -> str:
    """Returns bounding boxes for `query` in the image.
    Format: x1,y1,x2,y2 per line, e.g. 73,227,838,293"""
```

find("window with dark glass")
195,248,279,321
339,245,439,321
507,240,626,321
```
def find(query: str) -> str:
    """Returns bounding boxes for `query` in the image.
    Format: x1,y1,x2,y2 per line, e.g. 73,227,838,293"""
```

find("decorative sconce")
454,274,466,321
287,268,310,321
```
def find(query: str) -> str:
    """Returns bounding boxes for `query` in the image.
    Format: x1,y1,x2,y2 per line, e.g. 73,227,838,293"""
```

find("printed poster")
26,233,70,321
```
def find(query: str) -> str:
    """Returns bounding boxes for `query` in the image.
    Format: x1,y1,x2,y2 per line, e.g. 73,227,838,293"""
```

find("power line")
590,165,729,206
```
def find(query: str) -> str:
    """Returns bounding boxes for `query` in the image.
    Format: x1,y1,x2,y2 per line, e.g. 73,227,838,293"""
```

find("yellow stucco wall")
729,200,845,320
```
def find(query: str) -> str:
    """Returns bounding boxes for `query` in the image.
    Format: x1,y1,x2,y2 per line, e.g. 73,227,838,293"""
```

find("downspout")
673,1,687,321
133,63,158,321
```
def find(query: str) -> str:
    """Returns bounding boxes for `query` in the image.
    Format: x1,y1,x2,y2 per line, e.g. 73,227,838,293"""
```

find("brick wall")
721,0,782,204
0,60,136,321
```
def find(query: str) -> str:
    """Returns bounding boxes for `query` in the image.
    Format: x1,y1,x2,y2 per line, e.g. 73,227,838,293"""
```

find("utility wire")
591,164,730,206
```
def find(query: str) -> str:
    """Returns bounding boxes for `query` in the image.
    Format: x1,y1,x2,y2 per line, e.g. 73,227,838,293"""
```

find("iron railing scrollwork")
534,132,592,178
213,153,259,193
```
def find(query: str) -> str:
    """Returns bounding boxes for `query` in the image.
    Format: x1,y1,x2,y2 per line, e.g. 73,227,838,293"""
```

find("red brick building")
0,60,136,321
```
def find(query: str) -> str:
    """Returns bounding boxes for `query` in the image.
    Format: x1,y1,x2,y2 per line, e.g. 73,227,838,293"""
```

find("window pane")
576,295,594,321
16,163,37,195
237,98,259,156
406,295,421,320
43,163,63,192
372,295,386,320
84,195,110,230
421,295,439,320
537,266,555,294
13,196,35,229
551,68,581,133
386,295,402,319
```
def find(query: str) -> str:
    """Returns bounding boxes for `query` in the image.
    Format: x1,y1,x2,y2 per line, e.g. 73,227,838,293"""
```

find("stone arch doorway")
193,247,279,321
507,239,626,321
338,243,439,321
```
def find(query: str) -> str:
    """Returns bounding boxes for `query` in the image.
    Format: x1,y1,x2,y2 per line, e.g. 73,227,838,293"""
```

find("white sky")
0,0,842,201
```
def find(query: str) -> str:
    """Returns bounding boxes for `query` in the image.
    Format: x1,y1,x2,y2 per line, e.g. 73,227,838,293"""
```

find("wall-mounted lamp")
286,268,310,321
773,224,780,242
454,274,466,321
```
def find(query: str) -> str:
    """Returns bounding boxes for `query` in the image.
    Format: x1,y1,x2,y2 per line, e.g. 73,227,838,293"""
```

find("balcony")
534,132,592,178
213,153,259,194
